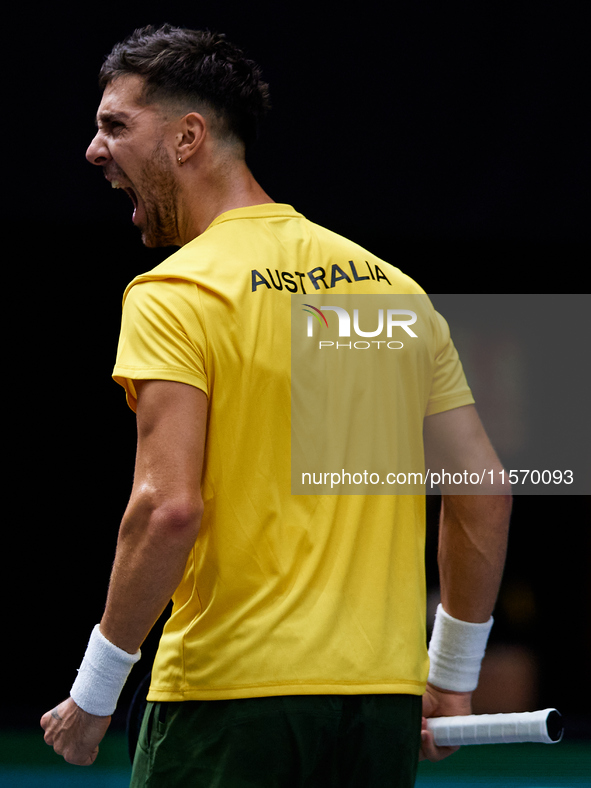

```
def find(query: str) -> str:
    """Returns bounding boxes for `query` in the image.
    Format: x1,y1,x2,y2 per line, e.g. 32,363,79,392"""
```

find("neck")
176,157,274,245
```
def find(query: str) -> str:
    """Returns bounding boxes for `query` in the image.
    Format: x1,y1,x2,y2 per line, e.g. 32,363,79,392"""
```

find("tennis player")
41,25,512,787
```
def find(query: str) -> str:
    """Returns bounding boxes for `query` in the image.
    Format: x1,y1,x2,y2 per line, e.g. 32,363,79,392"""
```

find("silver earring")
177,156,183,166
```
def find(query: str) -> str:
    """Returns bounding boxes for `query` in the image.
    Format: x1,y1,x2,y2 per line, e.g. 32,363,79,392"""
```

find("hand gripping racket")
427,708,563,746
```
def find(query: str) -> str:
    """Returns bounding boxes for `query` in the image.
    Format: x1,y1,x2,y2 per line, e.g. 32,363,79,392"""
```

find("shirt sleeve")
425,309,475,416
112,278,208,412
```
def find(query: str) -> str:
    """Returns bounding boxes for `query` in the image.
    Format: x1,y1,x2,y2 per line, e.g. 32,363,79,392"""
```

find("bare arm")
424,404,511,623
42,380,207,764
100,379,207,653
421,404,512,760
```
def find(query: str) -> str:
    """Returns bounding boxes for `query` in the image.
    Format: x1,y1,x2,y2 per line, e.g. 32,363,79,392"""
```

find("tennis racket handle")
427,708,563,746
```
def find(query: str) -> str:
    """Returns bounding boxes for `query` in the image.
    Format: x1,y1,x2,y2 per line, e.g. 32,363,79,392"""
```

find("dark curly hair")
99,24,271,150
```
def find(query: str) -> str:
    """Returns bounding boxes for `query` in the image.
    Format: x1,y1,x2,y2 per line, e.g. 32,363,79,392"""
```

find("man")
41,25,511,787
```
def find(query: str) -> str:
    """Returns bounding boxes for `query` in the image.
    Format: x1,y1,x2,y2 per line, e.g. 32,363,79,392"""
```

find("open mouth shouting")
103,149,180,248
110,178,140,223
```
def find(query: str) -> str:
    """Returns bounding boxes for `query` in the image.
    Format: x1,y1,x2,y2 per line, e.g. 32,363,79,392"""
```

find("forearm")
438,493,512,622
100,492,203,654
42,381,207,763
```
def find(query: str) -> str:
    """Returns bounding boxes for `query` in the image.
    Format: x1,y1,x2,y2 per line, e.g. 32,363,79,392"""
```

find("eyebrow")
95,110,131,128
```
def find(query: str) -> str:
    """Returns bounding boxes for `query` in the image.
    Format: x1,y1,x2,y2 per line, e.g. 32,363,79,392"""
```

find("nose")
86,130,111,166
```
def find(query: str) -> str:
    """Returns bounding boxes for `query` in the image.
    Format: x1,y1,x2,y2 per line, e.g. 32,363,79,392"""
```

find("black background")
5,0,589,738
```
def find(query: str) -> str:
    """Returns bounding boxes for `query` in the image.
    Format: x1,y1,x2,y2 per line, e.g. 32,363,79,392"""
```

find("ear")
175,112,207,164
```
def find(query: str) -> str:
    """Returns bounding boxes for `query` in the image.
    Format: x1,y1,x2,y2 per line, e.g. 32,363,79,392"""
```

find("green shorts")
129,693,421,788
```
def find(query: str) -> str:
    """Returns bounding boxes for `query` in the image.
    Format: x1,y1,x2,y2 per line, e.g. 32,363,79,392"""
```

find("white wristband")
70,625,141,716
428,604,493,692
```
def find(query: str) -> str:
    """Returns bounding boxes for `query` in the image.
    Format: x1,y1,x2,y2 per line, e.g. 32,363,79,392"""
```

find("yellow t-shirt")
112,204,474,701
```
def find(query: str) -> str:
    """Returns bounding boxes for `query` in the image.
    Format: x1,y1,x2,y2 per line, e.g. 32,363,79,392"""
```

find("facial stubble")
138,141,181,248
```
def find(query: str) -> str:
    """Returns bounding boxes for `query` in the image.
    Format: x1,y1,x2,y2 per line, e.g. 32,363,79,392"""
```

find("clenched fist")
41,697,111,766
